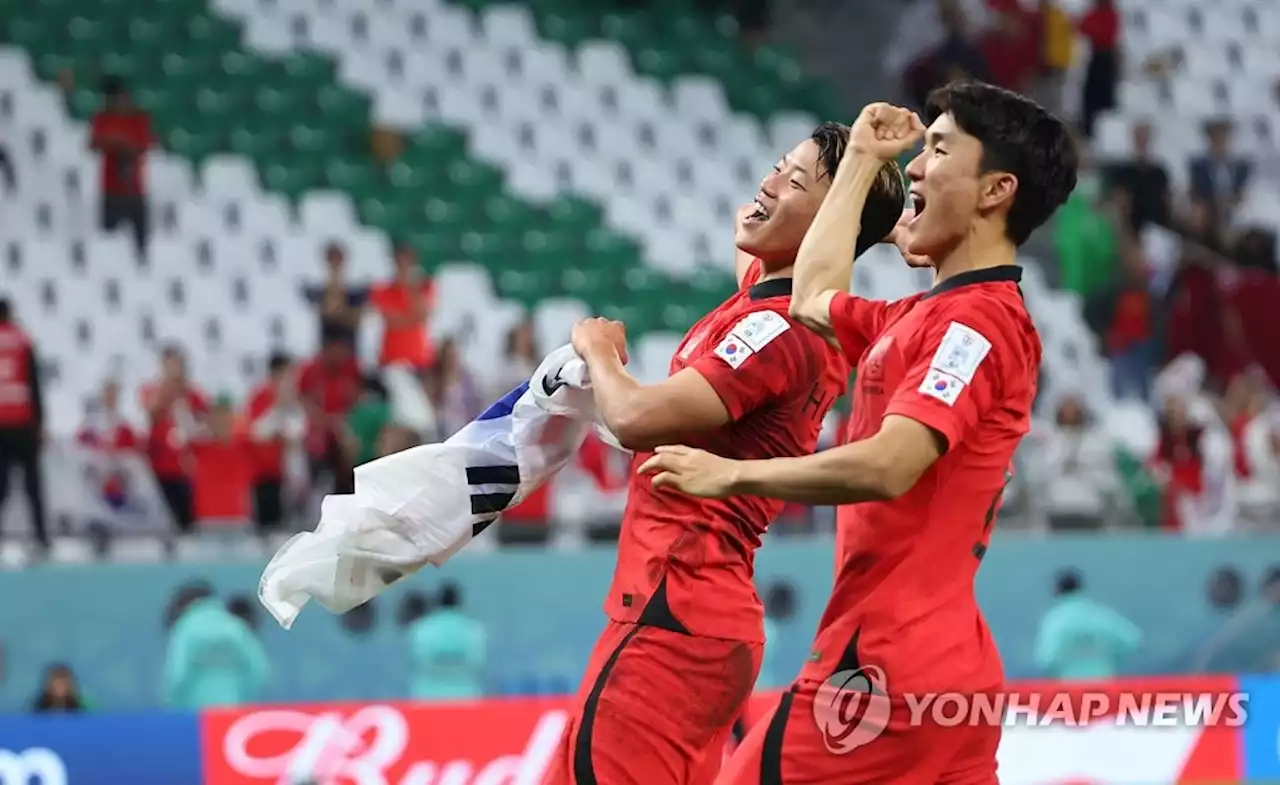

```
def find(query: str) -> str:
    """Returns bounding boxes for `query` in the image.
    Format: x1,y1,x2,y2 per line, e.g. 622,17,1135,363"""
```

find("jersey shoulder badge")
713,309,791,369
928,321,992,384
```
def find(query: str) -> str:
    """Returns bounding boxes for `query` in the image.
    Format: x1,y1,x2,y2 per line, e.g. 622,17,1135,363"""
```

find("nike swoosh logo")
541,371,568,396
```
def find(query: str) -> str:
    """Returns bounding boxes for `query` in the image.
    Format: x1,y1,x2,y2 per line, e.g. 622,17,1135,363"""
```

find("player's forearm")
790,152,887,325
578,344,648,445
730,440,901,505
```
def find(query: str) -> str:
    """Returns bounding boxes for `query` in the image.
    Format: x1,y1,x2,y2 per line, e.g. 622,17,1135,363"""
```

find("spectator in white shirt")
1031,393,1119,530
1225,374,1280,529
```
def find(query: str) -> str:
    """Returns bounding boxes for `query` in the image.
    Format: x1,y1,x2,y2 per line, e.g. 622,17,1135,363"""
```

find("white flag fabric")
258,344,617,629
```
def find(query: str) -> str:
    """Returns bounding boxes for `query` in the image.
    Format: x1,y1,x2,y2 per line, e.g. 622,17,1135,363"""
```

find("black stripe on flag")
467,465,521,485
473,518,497,537
471,492,516,515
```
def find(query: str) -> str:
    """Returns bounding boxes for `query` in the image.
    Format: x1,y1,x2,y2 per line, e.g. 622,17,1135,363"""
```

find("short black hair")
925,81,1078,245
101,75,126,97
0,298,11,322
268,351,291,373
438,581,461,608
809,122,906,258
1055,570,1082,596
398,591,432,625
226,595,258,630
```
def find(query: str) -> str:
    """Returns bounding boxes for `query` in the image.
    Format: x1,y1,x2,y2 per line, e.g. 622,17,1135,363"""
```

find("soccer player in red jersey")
541,124,906,785
640,84,1078,785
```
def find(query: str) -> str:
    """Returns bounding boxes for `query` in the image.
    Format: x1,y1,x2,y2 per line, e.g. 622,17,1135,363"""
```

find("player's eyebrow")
781,154,810,180
925,130,950,147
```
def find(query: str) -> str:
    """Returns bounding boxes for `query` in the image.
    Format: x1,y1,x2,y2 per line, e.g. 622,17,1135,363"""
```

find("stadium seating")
1094,0,1280,229
0,0,1118,437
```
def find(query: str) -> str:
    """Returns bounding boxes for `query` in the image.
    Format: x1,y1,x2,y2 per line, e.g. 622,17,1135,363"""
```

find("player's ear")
977,171,1017,213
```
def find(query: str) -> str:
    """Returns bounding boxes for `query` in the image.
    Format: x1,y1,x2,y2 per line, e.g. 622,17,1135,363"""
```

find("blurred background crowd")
0,0,1279,718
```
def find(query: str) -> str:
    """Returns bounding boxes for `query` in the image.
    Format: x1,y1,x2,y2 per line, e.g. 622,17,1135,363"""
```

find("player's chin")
734,224,766,255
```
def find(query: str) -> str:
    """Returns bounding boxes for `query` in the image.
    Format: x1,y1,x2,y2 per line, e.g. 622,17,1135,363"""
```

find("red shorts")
543,620,763,785
717,680,1000,785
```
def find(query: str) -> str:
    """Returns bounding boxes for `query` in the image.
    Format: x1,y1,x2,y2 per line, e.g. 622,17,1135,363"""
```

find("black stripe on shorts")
573,625,644,785
760,687,798,785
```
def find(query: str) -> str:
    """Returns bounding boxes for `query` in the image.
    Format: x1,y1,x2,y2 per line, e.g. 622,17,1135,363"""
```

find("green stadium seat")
0,0,812,343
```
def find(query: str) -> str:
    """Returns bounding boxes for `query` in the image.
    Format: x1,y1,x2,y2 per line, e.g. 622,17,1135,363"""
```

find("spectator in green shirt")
1053,154,1121,303
347,377,393,466
1035,570,1141,680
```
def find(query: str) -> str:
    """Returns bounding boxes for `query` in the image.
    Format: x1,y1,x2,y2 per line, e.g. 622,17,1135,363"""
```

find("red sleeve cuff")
688,358,752,421
884,397,964,452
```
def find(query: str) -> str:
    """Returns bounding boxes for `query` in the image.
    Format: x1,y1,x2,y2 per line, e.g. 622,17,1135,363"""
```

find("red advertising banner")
201,677,1243,784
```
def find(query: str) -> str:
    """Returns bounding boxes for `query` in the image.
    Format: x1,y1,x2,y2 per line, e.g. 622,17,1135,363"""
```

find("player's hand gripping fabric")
850,102,926,162
570,317,629,364
638,444,741,499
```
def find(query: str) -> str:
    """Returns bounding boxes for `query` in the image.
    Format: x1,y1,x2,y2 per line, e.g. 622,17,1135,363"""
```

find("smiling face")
903,112,1017,259
735,138,833,264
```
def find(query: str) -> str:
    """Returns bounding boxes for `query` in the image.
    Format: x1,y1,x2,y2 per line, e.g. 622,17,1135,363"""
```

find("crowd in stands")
902,0,1280,534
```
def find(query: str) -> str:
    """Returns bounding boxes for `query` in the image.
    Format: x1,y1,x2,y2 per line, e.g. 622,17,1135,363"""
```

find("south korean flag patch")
919,322,992,406
919,368,966,406
714,310,791,369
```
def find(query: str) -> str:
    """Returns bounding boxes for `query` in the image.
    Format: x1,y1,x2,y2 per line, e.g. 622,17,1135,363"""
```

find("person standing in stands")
407,581,487,701
189,399,255,535
0,299,47,551
369,243,435,370
163,580,269,709
141,345,208,533
306,242,366,351
297,328,362,494
1078,0,1120,138
89,76,153,259
1034,570,1141,680
245,353,305,530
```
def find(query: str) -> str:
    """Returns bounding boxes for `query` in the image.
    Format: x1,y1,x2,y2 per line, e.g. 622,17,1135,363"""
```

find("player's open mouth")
744,200,770,224
910,192,927,223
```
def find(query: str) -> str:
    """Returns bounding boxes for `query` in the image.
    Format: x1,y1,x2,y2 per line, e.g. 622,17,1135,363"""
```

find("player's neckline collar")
921,265,1022,300
749,277,793,300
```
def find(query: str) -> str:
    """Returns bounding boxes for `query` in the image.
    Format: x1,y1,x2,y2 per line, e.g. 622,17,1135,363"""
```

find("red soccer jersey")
90,111,152,195
605,261,850,643
801,266,1040,695
191,436,254,521
245,383,286,482
140,383,209,479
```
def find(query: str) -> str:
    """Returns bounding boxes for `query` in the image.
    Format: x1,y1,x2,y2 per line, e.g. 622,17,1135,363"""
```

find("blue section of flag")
476,382,529,421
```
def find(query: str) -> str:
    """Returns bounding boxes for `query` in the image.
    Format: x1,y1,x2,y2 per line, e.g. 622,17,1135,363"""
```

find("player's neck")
931,230,1016,286
757,261,795,281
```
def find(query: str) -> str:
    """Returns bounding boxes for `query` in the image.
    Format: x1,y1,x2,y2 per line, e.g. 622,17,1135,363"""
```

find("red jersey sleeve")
688,308,821,420
246,386,273,421
883,306,1021,450
187,389,210,416
828,292,914,363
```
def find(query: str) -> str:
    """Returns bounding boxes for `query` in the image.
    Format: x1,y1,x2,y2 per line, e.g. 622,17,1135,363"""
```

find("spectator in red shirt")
1149,395,1206,531
89,77,153,258
369,243,435,370
190,400,254,531
244,353,304,531
298,328,362,494
1079,0,1120,137
140,346,208,532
